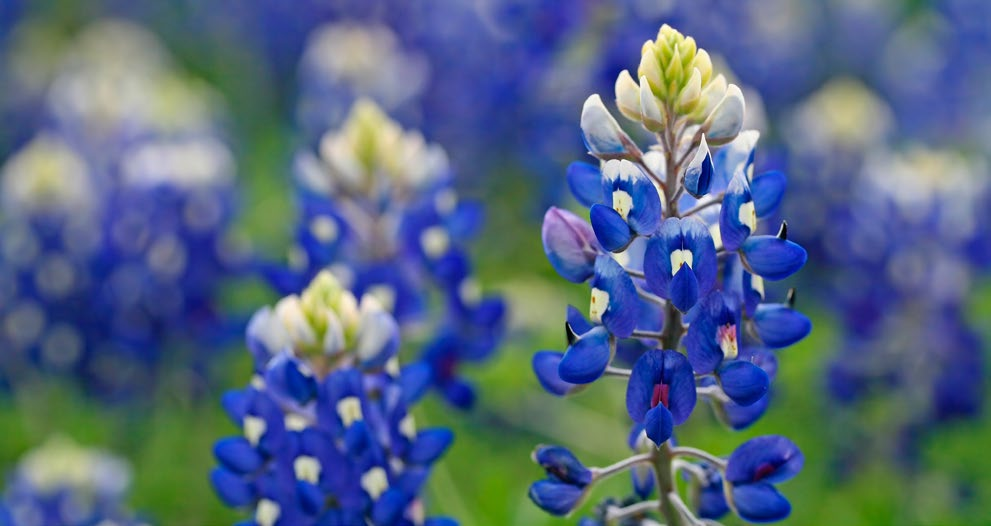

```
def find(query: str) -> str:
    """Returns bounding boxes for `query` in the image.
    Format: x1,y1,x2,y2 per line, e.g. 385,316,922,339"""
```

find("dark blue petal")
424,518,459,526
698,473,730,519
669,264,700,312
590,204,634,252
631,464,655,499
751,170,787,218
442,378,476,409
558,326,611,384
591,256,639,338
542,207,600,283
627,350,663,422
567,162,604,208
643,218,682,297
533,351,578,396
602,160,661,235
447,200,483,241
221,389,250,425
566,305,594,336
726,436,804,485
719,172,755,252
408,428,454,465
534,446,592,487
681,217,718,294
399,361,434,404
724,392,771,430
718,361,769,407
210,468,254,507
528,479,585,516
372,488,410,526
298,480,325,515
753,305,812,348
732,483,791,523
663,350,697,425
741,237,807,281
684,294,726,374
214,437,263,474
684,136,714,198
644,405,674,446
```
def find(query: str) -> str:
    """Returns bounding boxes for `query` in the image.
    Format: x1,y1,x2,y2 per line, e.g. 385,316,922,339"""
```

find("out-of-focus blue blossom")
0,20,244,397
529,25,808,523
820,146,989,463
211,271,456,526
264,99,504,409
0,436,148,526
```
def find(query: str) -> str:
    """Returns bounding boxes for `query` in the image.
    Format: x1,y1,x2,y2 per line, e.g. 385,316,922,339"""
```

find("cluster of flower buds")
211,271,456,526
265,99,505,410
614,24,744,145
0,20,243,396
0,436,147,526
531,25,809,524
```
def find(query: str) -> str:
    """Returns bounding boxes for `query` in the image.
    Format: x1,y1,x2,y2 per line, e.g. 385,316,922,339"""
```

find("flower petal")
663,350,698,425
741,236,807,281
719,171,755,252
591,255,639,338
534,445,592,487
581,94,635,157
684,135,714,198
669,264,700,312
754,304,812,348
726,435,804,485
558,326,611,384
718,361,769,407
590,204,634,252
533,351,579,396
529,479,585,516
751,170,787,218
644,404,674,446
408,428,454,465
732,483,791,523
567,162,604,208
542,207,600,283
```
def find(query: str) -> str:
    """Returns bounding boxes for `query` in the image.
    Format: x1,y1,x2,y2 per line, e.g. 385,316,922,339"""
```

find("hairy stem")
652,441,685,526
591,452,655,481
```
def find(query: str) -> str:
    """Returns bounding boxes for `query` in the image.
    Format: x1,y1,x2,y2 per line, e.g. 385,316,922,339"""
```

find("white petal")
580,94,633,156
703,84,745,144
615,70,642,121
639,76,666,132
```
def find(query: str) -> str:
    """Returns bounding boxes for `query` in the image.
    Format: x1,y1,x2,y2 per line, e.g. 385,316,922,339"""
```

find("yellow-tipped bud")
622,24,743,143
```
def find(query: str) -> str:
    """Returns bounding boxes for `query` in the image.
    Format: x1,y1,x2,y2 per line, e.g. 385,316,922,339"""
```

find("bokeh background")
0,0,990,524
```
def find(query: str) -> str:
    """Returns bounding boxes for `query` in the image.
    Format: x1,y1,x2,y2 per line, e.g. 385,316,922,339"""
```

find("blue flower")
588,255,639,339
589,160,661,252
625,350,697,446
543,207,601,283
725,436,804,523
644,217,718,312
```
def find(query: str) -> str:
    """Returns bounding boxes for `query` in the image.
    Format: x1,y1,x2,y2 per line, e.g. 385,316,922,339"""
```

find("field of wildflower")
0,1,989,525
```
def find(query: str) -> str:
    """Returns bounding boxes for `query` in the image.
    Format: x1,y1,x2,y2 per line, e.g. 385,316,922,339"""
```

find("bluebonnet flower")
817,147,989,464
530,25,809,524
266,99,504,410
0,20,244,396
0,436,149,526
211,271,456,526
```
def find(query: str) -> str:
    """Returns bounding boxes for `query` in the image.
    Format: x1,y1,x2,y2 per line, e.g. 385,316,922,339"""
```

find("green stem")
652,441,685,526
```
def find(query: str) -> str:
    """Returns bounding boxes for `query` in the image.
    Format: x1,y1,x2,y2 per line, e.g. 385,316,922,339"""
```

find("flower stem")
605,499,660,523
591,452,654,481
671,446,727,469
652,441,685,526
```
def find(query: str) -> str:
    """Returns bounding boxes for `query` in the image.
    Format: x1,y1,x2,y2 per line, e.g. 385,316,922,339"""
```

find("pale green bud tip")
621,24,740,137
